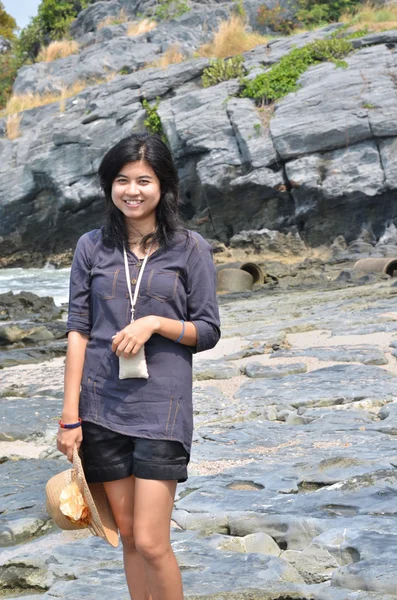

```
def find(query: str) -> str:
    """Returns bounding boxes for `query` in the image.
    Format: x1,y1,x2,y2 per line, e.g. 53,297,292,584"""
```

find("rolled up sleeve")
186,237,221,353
66,234,92,337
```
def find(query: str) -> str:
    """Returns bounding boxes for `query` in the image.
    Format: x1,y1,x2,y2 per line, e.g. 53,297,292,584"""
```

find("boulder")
0,35,11,54
0,291,62,321
2,3,397,263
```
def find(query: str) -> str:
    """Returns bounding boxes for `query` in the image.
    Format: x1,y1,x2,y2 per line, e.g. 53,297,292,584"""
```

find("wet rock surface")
2,279,397,598
0,291,67,369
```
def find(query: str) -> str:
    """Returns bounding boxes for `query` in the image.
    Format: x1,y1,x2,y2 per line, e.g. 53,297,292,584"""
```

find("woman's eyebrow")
116,173,153,179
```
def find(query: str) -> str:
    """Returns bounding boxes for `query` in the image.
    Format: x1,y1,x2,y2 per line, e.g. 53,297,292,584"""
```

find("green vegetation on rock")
233,0,247,21
18,0,95,61
257,3,295,35
142,97,167,142
0,2,19,109
331,24,370,38
0,0,96,109
241,37,353,104
257,0,363,32
296,0,362,26
202,55,245,88
154,0,190,21
0,52,23,109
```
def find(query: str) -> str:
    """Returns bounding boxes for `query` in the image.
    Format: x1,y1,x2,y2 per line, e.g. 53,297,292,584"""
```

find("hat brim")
46,448,119,548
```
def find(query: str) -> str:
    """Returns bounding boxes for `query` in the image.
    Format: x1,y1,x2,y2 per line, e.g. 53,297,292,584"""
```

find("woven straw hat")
45,446,119,547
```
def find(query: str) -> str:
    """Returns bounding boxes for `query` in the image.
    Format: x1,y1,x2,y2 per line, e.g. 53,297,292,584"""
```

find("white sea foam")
0,267,71,306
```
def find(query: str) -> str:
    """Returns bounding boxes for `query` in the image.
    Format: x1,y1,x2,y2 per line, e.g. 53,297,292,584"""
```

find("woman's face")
111,160,161,229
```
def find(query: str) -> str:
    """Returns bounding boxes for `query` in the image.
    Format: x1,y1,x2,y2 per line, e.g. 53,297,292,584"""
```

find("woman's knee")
118,520,136,550
134,534,172,563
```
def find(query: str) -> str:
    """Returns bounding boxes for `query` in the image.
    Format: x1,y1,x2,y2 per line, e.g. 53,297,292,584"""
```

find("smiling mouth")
124,199,143,206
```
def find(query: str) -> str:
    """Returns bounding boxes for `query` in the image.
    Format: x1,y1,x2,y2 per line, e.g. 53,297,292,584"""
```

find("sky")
3,0,41,30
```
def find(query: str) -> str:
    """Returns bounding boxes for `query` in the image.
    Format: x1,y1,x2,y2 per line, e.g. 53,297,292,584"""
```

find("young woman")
57,133,220,600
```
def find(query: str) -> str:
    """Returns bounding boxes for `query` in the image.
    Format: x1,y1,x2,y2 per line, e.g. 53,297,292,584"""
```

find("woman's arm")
62,331,89,421
111,316,197,356
57,331,88,461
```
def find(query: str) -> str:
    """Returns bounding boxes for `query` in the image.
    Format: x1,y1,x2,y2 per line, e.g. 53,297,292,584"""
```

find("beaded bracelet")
174,320,185,343
59,418,82,429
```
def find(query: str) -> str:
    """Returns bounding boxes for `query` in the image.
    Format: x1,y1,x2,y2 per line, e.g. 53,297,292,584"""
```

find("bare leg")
133,478,184,600
104,476,152,600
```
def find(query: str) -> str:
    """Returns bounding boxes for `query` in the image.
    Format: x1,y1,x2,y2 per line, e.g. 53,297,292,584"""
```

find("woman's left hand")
112,316,160,357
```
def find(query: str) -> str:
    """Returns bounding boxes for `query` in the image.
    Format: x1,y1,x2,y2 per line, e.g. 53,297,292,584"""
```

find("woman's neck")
126,220,156,244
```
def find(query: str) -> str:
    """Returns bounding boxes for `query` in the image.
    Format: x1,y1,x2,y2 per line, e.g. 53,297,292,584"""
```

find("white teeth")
124,200,142,206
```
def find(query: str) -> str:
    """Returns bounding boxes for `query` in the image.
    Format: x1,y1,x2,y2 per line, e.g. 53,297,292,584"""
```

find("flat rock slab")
331,558,397,594
0,396,63,441
235,364,397,409
271,346,388,365
4,283,397,598
0,458,66,546
243,362,307,378
0,341,67,368
193,360,240,380
0,531,306,598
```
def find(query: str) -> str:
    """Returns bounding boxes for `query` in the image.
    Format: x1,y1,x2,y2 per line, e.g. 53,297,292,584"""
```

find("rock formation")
1,0,397,266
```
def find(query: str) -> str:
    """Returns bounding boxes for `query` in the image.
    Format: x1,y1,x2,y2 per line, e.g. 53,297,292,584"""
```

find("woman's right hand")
57,426,83,462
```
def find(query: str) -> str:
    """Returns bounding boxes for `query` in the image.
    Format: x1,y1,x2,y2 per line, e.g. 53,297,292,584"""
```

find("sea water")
0,267,71,306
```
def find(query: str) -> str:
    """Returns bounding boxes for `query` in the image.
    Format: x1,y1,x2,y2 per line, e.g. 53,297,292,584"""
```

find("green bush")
297,0,362,24
142,97,167,142
257,0,363,32
154,0,190,21
202,55,245,88
0,1,17,39
233,0,247,21
0,50,24,109
17,0,95,60
257,4,295,34
0,0,96,109
331,25,369,39
240,37,353,104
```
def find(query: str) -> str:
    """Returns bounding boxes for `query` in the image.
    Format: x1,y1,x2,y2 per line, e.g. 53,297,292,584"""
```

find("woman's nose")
126,181,139,196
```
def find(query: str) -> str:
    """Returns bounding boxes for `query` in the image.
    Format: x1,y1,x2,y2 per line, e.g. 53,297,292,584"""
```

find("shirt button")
131,278,137,284
136,262,142,268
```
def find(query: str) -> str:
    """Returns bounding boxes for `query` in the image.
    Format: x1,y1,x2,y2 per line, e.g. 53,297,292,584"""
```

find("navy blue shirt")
66,228,221,454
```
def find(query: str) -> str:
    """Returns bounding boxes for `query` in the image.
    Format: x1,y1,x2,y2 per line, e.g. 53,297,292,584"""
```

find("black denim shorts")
80,421,189,484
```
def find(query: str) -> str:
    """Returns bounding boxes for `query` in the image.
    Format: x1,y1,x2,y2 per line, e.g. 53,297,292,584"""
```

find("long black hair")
98,133,185,250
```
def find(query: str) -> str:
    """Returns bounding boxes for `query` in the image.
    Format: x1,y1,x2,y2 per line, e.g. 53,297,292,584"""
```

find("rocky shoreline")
2,266,397,598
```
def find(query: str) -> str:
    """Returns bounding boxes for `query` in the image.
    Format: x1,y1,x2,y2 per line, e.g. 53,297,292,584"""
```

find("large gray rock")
3,2,397,263
235,364,397,409
271,43,397,245
13,37,162,95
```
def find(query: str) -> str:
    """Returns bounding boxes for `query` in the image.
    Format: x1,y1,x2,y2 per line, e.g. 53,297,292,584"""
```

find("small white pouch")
119,345,149,380
118,245,151,380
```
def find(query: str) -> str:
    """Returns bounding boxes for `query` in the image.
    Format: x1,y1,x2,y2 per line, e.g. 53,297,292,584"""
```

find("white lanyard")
123,244,152,322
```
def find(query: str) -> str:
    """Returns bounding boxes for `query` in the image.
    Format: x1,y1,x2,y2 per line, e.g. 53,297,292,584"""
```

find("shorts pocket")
146,269,178,302
92,269,120,300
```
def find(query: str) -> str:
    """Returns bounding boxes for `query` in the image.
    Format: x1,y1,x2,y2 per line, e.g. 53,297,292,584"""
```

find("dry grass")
147,44,184,68
128,18,157,37
6,113,22,140
341,1,397,31
4,81,88,117
196,15,269,59
37,40,79,63
97,8,128,30
256,104,275,128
